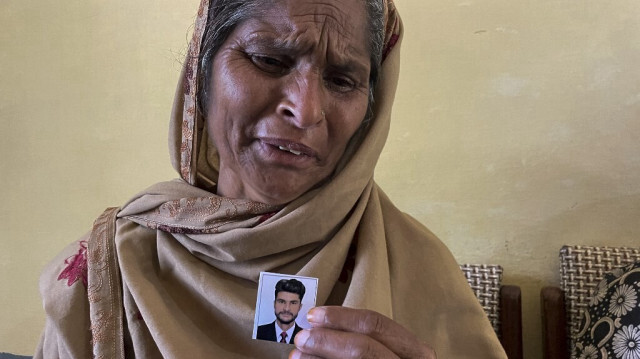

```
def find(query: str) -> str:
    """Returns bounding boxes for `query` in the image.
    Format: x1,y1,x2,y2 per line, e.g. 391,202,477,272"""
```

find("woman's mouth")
277,146,303,156
253,140,320,169
259,138,318,159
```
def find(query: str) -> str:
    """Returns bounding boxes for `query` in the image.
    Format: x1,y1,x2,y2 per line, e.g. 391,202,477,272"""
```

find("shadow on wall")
518,192,640,252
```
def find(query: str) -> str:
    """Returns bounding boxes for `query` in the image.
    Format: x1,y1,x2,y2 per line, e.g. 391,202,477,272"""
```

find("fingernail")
307,307,325,323
294,329,310,348
288,349,301,359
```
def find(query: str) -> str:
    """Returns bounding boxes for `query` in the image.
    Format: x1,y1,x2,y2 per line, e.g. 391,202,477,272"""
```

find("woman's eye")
326,75,356,92
249,55,287,74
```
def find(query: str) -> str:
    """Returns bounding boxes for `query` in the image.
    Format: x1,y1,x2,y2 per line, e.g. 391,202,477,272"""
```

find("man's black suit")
256,321,303,343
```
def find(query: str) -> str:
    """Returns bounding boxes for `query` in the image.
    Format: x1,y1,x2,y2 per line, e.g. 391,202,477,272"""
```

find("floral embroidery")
87,207,124,358
609,285,638,317
612,267,627,278
179,0,210,184
57,240,88,287
125,195,280,234
590,279,608,306
578,344,598,359
612,325,640,359
571,342,581,359
575,262,640,359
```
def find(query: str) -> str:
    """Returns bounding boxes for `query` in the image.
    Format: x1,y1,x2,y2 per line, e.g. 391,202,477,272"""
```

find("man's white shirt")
274,322,296,344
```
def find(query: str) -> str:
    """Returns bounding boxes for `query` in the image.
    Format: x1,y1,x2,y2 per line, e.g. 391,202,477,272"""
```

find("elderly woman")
36,0,506,358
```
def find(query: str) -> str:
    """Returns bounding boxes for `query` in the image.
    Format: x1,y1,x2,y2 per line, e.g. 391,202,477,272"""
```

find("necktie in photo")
280,332,287,343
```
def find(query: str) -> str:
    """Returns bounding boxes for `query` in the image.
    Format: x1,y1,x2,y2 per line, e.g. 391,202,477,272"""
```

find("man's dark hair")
274,278,305,301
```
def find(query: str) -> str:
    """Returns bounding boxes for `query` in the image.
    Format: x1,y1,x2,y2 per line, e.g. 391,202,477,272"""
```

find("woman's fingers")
291,328,399,359
288,349,323,359
301,306,436,359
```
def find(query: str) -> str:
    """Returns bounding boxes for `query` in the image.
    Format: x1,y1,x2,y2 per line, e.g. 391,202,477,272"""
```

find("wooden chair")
460,264,523,359
540,245,640,359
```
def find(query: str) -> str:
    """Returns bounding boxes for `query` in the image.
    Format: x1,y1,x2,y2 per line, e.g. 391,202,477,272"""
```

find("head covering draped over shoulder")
36,1,506,358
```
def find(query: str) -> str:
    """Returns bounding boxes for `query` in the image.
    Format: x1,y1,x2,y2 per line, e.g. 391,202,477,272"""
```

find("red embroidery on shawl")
57,240,88,287
184,63,193,95
382,34,399,62
338,231,358,283
258,211,277,224
134,310,144,321
155,224,209,234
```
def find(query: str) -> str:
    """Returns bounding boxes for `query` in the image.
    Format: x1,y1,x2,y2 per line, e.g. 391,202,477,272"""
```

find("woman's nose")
277,72,325,128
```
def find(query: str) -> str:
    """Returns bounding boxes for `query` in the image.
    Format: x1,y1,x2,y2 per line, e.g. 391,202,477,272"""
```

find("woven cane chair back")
559,245,640,348
460,264,503,335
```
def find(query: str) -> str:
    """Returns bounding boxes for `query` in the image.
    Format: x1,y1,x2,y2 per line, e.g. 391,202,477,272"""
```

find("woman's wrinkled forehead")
244,1,369,53
235,1,370,69
265,0,363,33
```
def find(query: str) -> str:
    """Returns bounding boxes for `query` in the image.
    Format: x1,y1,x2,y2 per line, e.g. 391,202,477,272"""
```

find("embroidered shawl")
36,0,507,357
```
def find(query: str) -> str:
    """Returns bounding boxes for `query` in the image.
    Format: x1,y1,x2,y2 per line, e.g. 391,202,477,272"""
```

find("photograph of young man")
256,278,306,344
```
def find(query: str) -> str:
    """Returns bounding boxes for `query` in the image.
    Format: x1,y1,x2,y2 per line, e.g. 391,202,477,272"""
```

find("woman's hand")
289,306,436,359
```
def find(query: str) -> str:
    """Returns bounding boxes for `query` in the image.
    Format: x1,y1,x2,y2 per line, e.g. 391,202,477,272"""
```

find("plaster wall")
2,0,640,357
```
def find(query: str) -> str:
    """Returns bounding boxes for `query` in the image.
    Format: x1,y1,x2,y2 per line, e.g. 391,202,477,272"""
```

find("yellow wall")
2,0,640,356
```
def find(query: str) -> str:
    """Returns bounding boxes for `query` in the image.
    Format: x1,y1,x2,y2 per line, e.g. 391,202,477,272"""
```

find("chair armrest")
540,286,569,359
499,285,523,359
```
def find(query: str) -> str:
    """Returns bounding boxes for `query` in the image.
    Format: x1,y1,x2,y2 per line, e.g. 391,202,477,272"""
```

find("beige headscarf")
36,0,507,358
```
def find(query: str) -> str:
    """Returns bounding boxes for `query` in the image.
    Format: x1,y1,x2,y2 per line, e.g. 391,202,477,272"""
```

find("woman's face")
206,0,371,205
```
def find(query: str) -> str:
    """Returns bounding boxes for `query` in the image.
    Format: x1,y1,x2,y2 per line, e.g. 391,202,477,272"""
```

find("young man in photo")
256,279,306,344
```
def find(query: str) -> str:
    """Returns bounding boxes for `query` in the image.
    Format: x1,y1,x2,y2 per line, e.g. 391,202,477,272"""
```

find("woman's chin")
216,160,332,205
245,187,306,206
240,176,326,205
